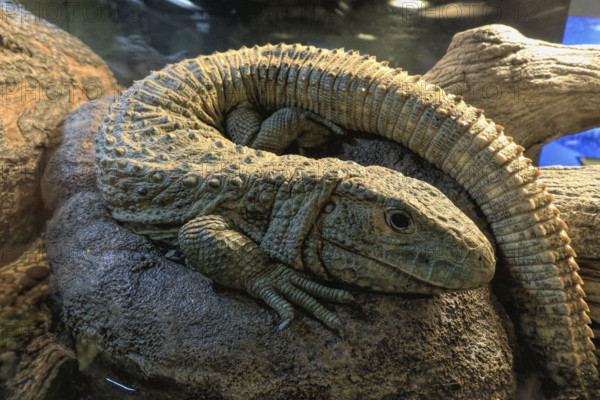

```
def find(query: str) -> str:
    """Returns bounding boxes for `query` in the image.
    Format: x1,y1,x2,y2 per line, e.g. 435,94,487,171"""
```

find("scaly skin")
95,44,598,398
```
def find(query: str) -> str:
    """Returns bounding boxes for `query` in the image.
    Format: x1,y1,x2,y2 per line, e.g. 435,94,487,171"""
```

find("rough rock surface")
43,100,516,399
0,0,119,265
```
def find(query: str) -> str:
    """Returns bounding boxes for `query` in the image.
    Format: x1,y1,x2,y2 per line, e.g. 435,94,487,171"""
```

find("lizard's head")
305,166,495,294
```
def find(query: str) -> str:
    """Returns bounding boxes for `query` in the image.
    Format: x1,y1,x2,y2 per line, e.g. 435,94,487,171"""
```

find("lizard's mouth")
320,237,494,293
320,238,452,294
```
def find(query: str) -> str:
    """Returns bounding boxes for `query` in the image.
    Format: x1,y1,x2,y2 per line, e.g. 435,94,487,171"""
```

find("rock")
44,93,516,399
0,296,11,307
104,35,188,87
0,237,52,398
0,0,119,266
0,351,18,382
41,98,114,213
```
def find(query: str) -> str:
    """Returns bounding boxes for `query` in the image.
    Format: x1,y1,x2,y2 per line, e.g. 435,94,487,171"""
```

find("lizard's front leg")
178,215,353,333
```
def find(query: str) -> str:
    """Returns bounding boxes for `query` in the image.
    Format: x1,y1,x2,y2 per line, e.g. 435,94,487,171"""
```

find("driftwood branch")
423,24,600,160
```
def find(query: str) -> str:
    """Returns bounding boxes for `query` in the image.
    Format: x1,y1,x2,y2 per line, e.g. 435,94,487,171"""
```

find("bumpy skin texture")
95,44,597,397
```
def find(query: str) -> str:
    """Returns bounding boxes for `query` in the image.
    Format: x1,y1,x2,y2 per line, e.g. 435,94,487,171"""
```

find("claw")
278,318,292,331
328,316,346,338
258,287,295,326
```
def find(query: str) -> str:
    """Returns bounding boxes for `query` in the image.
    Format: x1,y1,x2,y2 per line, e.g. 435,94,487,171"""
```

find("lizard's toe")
279,282,345,333
289,272,354,303
257,286,295,328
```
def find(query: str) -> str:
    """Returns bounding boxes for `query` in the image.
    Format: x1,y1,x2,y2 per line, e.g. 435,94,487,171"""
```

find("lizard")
94,43,598,398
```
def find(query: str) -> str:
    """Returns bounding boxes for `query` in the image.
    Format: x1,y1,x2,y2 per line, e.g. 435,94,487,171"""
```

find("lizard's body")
95,44,597,398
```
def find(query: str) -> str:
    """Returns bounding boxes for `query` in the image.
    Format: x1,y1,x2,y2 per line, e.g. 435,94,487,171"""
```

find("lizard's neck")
258,157,363,270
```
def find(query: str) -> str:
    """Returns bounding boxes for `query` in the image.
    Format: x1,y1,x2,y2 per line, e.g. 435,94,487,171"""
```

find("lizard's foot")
179,215,352,334
248,264,353,333
226,103,345,154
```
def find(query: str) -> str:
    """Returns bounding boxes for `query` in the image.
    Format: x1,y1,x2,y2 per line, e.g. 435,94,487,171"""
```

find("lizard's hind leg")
179,215,353,333
226,102,344,155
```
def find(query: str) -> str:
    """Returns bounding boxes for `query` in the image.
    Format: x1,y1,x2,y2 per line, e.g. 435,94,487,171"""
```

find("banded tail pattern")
96,44,598,397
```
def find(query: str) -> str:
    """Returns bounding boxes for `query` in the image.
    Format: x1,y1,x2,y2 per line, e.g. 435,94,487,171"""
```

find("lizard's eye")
386,210,412,232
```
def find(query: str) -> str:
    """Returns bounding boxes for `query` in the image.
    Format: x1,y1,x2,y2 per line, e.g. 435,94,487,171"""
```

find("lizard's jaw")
317,238,495,294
